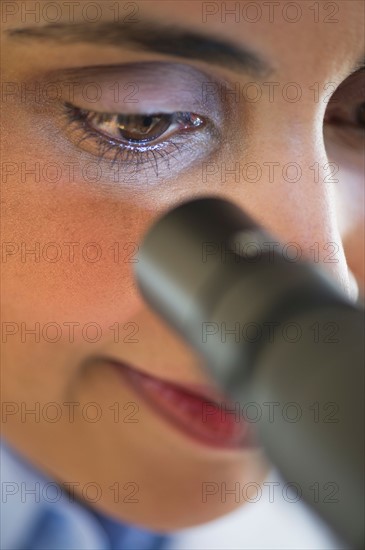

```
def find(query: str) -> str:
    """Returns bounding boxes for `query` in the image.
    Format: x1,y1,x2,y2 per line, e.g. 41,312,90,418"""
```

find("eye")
83,111,204,144
324,69,365,150
61,102,212,180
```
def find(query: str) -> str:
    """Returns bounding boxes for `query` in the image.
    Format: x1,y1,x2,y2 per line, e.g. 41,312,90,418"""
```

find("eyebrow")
6,21,272,77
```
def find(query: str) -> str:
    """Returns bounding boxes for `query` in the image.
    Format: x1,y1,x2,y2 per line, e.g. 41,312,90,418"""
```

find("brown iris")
87,112,173,144
116,114,172,142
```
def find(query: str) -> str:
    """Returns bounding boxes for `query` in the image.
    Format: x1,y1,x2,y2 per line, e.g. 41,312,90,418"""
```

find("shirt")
0,439,170,550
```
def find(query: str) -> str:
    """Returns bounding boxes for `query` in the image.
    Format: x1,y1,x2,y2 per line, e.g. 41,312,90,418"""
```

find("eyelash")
61,102,209,177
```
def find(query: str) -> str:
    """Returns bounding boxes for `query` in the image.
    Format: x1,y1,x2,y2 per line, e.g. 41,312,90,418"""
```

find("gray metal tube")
135,196,364,548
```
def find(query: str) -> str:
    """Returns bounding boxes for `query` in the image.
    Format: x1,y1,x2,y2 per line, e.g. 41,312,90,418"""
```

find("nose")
196,115,350,297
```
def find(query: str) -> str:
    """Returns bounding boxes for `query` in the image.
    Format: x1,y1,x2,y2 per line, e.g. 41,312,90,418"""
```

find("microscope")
135,197,364,549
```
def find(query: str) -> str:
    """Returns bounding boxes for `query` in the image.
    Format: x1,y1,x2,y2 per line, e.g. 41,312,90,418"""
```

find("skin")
1,0,364,533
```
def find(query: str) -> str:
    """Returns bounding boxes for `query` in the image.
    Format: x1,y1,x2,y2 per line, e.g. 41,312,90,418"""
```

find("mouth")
108,360,257,450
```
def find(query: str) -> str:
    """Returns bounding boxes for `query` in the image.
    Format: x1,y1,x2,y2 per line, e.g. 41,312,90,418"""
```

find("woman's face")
1,0,364,531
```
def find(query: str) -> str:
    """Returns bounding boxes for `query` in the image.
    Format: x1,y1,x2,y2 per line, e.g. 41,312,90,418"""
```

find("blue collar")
1,440,170,550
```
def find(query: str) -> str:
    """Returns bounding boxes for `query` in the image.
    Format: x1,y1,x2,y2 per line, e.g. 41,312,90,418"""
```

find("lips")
109,360,257,450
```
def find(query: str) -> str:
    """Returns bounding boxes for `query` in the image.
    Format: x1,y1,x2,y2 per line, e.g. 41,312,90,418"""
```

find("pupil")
143,116,153,127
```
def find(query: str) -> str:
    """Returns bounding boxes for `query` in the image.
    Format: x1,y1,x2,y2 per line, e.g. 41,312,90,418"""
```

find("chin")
89,451,269,533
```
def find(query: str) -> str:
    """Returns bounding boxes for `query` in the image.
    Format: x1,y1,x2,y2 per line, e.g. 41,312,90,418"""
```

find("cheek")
2,185,155,402
2,182,153,331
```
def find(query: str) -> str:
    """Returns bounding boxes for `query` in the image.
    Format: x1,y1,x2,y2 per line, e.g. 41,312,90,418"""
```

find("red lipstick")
110,361,257,450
